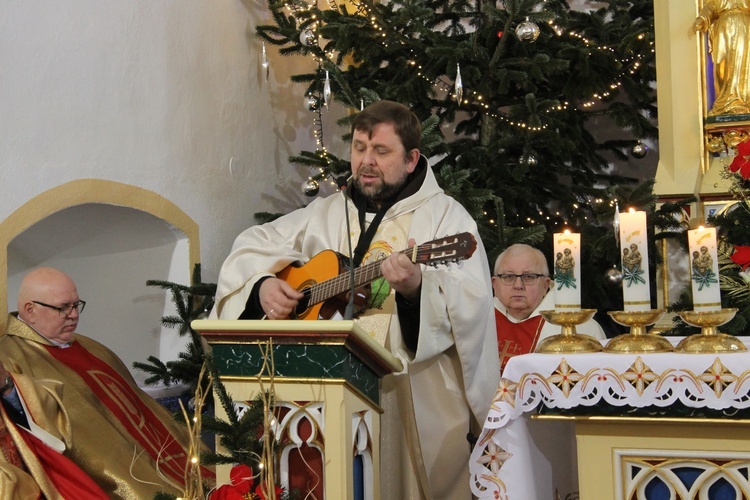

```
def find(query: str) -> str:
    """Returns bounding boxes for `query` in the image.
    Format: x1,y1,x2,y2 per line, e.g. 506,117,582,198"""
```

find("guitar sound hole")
291,288,312,319
292,296,310,319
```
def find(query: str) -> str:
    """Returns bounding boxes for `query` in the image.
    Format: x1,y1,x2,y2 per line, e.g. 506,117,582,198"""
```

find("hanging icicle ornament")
304,95,319,111
261,42,270,81
299,28,315,47
360,98,364,111
515,18,540,43
613,201,620,246
631,141,649,159
454,63,463,104
323,70,332,109
302,178,320,197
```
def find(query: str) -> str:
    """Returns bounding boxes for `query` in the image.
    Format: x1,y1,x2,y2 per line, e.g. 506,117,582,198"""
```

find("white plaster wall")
0,0,327,285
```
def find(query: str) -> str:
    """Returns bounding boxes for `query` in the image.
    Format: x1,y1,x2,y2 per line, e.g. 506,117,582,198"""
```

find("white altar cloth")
469,337,750,499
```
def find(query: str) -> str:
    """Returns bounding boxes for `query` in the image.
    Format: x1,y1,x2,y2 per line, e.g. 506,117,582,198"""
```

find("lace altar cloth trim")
470,344,750,499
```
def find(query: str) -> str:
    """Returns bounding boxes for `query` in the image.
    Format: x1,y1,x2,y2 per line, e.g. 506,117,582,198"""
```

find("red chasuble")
495,308,545,373
44,342,214,484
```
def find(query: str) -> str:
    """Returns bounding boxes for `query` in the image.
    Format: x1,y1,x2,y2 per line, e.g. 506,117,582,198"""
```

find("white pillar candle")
687,226,722,312
619,209,651,311
553,230,581,311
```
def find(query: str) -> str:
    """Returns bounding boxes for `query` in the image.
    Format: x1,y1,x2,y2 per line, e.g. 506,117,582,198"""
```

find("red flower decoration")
731,245,750,270
729,139,750,179
211,464,255,499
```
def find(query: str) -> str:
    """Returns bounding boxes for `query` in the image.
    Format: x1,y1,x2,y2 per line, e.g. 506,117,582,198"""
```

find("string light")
352,0,653,131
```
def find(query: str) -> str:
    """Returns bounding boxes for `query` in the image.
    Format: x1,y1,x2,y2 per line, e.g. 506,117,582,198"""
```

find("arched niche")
0,179,200,388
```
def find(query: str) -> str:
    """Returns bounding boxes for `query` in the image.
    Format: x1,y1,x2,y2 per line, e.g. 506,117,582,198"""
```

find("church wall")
0,1,320,285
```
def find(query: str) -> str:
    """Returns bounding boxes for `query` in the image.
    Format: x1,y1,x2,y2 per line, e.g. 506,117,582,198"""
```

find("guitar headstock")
412,232,477,267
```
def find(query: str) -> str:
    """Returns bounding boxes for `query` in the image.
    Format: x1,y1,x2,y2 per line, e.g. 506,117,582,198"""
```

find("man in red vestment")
0,267,214,498
493,244,605,372
1,360,108,499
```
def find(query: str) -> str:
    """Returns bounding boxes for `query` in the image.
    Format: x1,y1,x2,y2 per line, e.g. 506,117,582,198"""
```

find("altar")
470,339,750,499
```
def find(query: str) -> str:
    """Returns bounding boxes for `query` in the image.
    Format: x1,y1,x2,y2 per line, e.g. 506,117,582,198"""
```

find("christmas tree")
256,0,660,329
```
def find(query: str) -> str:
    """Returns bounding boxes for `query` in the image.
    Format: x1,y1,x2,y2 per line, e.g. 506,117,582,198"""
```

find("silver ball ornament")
631,141,649,159
304,95,319,111
526,154,538,167
299,29,315,47
605,267,623,286
302,179,320,197
515,19,540,43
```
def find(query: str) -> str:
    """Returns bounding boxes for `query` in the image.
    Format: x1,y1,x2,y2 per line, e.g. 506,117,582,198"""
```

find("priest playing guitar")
210,100,500,500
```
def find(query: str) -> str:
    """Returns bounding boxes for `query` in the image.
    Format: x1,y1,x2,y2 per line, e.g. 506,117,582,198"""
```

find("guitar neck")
308,247,412,306
302,232,475,310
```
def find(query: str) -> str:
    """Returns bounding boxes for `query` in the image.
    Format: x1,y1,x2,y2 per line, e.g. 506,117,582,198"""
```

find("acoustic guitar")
276,232,477,320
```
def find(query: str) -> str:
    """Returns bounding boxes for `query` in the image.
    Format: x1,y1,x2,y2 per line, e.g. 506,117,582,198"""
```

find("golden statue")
693,0,750,116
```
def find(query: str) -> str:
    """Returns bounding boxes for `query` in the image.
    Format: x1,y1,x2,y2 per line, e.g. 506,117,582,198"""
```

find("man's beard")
353,168,409,203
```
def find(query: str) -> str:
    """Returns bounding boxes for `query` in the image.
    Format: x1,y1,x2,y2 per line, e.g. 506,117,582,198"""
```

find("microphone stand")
338,176,357,320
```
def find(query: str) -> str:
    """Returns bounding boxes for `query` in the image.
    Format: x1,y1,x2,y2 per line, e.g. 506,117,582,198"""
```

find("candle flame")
628,207,636,213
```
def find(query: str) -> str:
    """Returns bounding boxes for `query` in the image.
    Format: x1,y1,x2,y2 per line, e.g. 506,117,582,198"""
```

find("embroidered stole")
350,211,413,347
495,309,545,372
44,342,212,484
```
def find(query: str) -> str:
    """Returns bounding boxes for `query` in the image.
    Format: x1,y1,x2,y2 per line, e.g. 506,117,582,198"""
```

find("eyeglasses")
495,273,547,286
32,300,86,316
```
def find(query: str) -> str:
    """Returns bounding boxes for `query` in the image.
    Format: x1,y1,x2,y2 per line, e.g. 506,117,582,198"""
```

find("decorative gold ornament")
535,309,603,353
706,133,726,153
703,120,750,154
604,309,673,353
723,128,750,148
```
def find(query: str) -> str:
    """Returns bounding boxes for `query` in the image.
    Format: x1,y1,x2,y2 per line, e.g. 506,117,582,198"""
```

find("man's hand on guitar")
259,278,305,319
380,238,422,301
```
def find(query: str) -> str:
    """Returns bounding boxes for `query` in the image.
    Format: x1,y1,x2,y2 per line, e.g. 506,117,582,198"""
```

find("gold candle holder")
675,308,746,353
604,309,673,353
535,309,603,353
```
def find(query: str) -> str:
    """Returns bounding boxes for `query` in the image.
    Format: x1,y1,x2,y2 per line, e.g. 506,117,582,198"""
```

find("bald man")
493,244,605,372
0,267,213,498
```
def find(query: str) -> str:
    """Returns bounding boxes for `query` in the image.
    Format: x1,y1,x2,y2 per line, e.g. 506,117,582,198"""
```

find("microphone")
337,174,357,320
